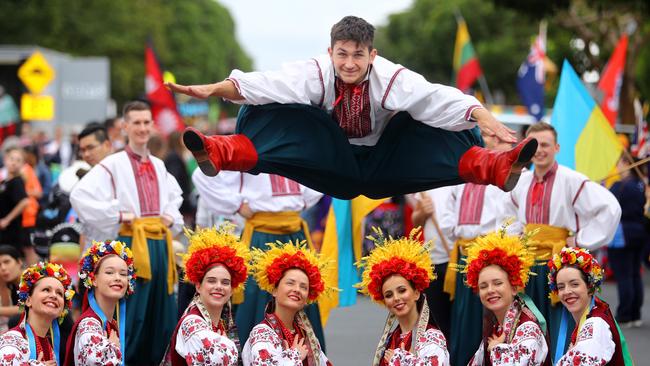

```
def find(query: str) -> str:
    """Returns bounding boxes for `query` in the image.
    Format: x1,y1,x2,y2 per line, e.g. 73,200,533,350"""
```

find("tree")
493,0,650,124
375,0,574,106
0,0,251,108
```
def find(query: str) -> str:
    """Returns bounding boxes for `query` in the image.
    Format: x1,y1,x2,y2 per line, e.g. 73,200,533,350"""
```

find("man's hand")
0,217,9,229
566,236,577,248
165,82,218,99
473,108,517,144
238,202,254,219
161,214,174,228
121,212,135,224
419,194,435,217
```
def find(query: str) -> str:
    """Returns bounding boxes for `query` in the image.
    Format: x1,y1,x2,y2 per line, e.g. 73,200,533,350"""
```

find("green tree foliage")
0,0,251,106
375,0,575,106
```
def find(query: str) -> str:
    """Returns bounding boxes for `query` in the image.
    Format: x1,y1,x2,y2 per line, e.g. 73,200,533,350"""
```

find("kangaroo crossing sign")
18,51,56,94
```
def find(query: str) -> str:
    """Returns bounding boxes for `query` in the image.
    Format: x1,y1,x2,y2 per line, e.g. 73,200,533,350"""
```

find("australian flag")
517,33,546,121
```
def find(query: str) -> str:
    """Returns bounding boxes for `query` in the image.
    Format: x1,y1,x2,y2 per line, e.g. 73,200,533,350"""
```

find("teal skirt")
449,255,483,366
119,235,178,365
237,104,483,199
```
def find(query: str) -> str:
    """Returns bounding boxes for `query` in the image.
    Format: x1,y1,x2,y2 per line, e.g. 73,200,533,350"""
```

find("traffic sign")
20,94,54,120
18,51,56,94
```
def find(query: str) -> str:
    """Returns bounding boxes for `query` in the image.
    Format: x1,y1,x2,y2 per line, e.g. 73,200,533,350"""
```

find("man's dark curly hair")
330,16,375,51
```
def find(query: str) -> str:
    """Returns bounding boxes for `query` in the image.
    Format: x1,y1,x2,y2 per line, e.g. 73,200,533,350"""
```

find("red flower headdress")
357,228,435,304
461,225,535,292
183,225,251,295
250,240,335,303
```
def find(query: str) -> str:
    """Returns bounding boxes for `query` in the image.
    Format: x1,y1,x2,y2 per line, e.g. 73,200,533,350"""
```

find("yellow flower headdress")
461,224,536,292
357,228,435,304
183,224,252,296
250,240,335,303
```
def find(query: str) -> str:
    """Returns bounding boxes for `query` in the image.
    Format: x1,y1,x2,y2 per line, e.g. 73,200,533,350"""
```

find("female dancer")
358,228,449,366
462,228,549,365
242,241,335,366
549,247,633,365
0,262,75,364
162,226,250,365
64,240,135,365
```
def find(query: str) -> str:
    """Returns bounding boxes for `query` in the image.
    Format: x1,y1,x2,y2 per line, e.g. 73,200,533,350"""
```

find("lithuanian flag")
453,18,483,93
551,60,623,181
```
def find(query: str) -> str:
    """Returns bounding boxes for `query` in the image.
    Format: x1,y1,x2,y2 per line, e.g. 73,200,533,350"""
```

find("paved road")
324,269,650,365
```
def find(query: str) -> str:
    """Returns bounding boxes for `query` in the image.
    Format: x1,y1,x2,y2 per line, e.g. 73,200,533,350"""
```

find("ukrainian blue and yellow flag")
551,60,623,181
318,196,385,326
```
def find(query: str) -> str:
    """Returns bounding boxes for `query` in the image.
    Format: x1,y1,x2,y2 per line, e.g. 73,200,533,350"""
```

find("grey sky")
218,0,414,71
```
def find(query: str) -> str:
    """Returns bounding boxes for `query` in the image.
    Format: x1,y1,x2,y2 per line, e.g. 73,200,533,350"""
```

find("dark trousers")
423,261,451,340
237,104,483,199
608,246,644,322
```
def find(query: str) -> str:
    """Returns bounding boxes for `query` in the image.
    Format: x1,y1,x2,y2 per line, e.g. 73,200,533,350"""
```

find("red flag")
597,34,628,126
145,43,184,135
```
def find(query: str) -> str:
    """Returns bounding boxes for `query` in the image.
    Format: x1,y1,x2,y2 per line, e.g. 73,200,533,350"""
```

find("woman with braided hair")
358,228,449,366
460,227,549,366
162,225,251,366
64,240,135,366
242,241,335,366
549,247,634,365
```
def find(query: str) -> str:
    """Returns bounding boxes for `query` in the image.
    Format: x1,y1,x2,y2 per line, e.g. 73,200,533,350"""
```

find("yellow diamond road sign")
18,51,56,94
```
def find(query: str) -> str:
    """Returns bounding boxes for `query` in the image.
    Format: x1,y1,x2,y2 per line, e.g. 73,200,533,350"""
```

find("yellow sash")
443,238,475,300
525,223,569,304
119,217,177,295
235,211,313,304
240,211,313,249
524,224,569,262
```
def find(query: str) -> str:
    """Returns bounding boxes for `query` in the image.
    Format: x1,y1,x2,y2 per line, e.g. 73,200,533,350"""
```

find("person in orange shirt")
19,151,41,264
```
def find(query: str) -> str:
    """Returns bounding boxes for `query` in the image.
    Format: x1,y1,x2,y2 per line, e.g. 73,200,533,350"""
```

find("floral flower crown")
461,224,536,292
548,247,603,294
18,262,75,321
357,228,435,304
250,240,335,303
79,240,136,295
183,225,251,296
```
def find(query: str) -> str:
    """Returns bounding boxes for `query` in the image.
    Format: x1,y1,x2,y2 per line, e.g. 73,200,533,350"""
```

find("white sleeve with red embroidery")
0,330,45,366
382,68,482,132
74,317,122,366
242,324,303,366
389,328,450,366
174,314,238,366
556,317,615,366
227,60,325,106
489,321,548,366
572,180,622,250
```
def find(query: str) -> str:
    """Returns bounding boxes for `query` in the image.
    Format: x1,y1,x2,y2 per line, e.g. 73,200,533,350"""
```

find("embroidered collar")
534,162,558,182
124,145,150,162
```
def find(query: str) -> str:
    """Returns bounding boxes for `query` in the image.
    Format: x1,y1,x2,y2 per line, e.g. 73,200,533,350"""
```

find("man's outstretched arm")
166,79,244,101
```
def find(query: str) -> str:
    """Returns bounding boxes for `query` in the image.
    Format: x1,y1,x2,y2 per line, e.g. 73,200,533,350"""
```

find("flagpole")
454,9,494,105
477,75,494,105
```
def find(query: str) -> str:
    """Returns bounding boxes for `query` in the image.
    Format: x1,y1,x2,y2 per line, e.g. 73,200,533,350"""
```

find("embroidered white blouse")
173,314,239,366
555,317,615,366
73,317,122,366
387,328,450,366
241,324,328,366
